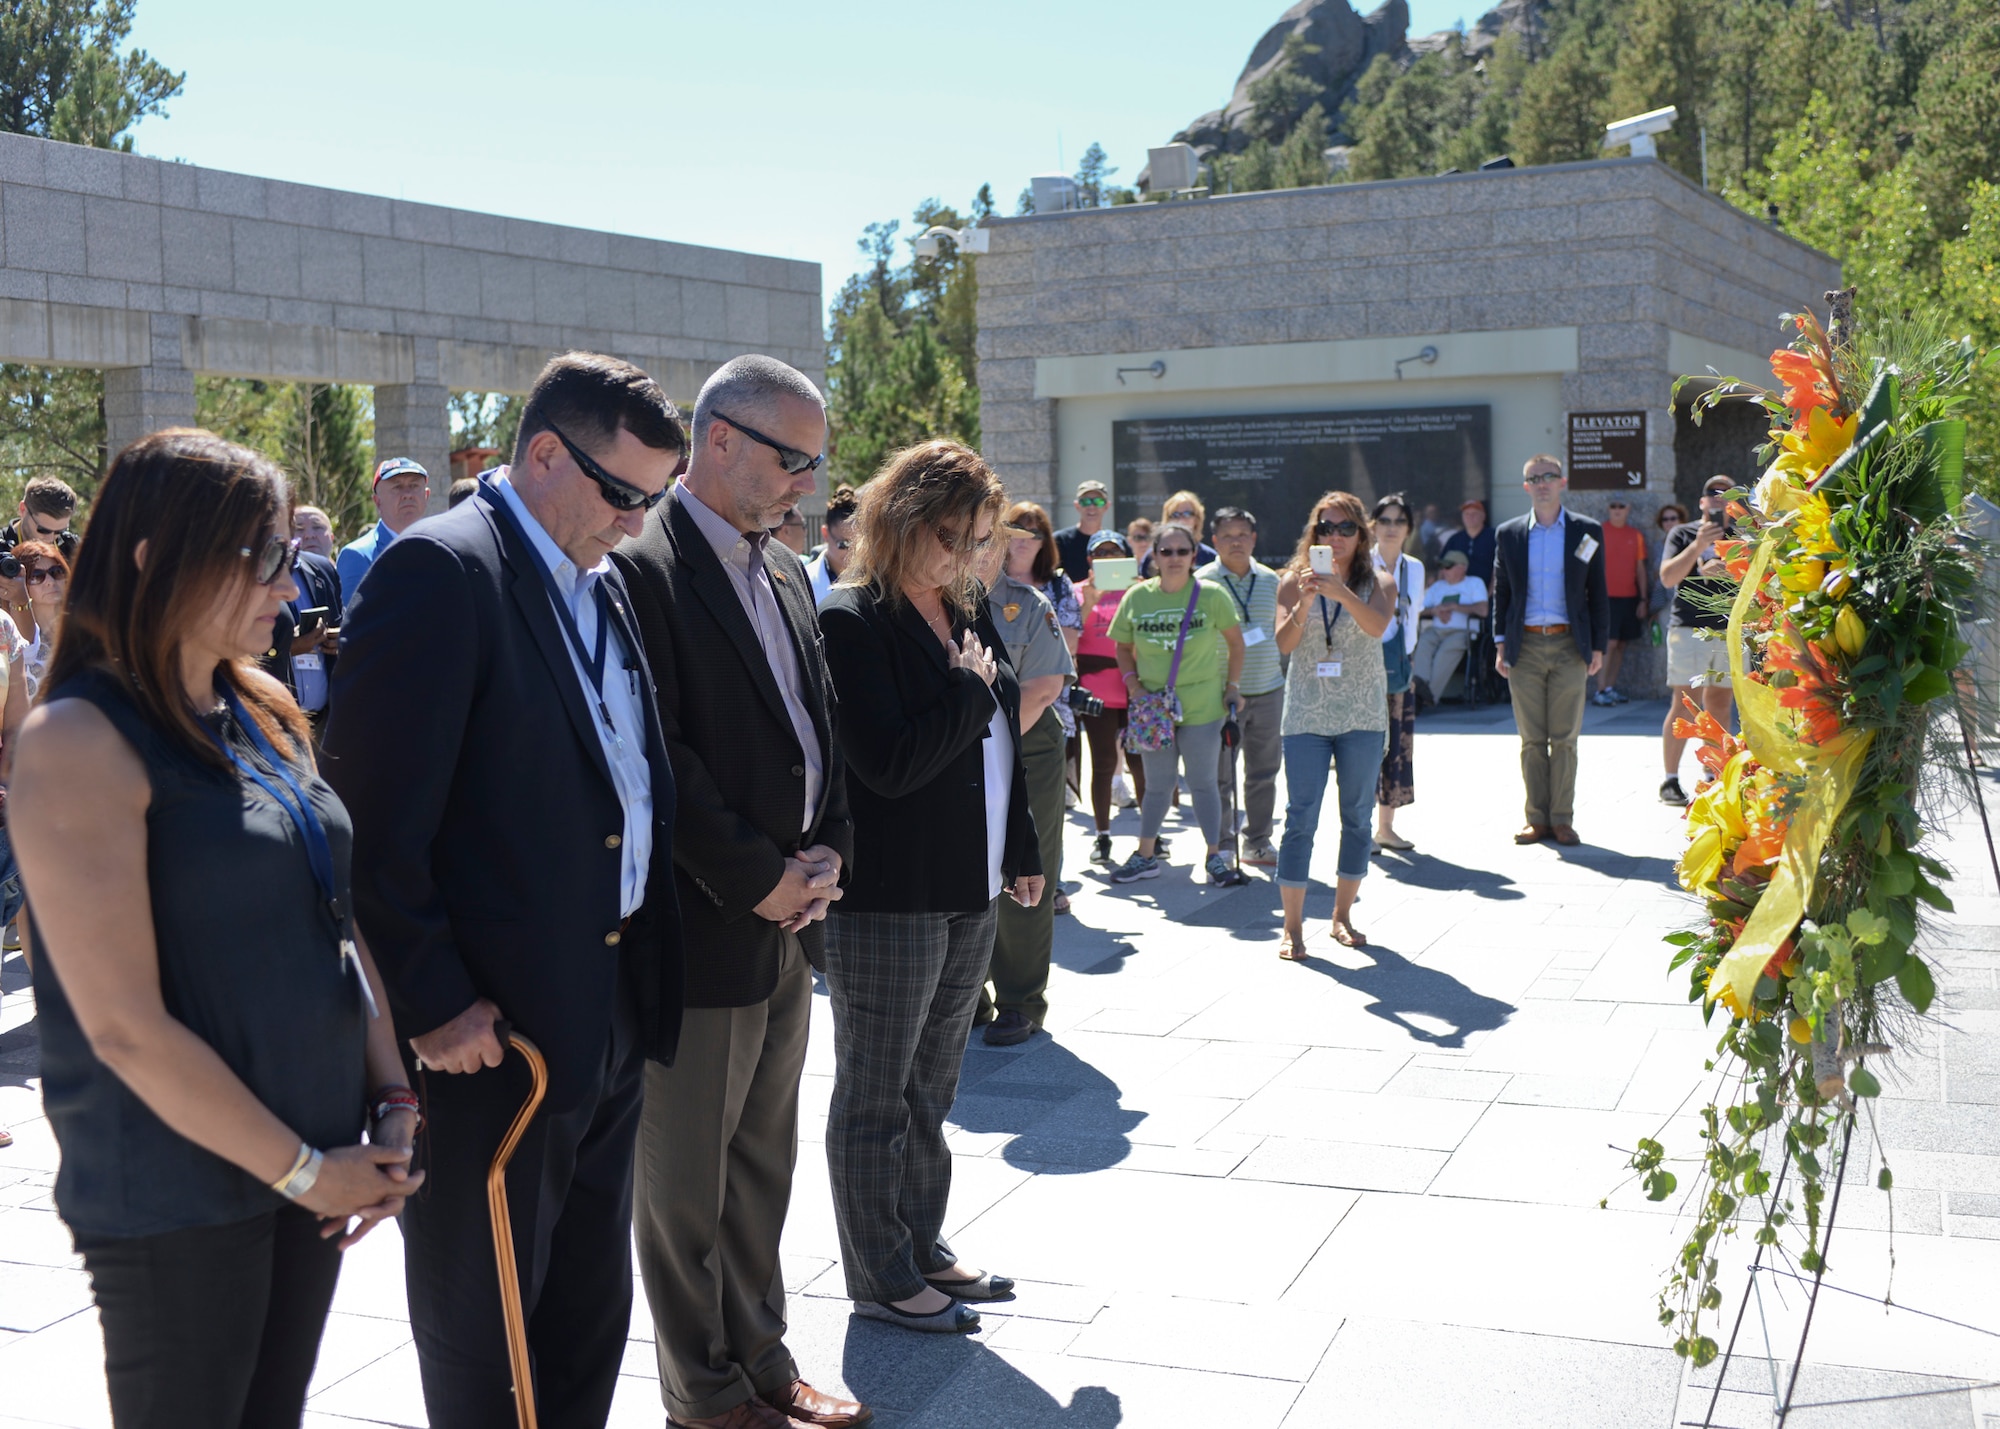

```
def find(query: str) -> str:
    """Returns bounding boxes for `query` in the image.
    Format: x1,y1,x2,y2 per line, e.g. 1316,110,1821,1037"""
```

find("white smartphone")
1092,557,1138,591
1309,545,1336,577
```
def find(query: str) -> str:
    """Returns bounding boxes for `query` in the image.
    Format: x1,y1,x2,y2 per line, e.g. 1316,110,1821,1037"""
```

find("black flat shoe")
922,1269,1016,1301
854,1299,981,1333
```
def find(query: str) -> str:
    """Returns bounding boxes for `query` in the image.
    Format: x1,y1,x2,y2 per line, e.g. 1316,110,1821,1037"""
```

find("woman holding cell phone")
1272,492,1396,957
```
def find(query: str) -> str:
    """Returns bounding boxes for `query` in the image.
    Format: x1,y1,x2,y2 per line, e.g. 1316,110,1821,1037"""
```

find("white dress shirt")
493,472,653,917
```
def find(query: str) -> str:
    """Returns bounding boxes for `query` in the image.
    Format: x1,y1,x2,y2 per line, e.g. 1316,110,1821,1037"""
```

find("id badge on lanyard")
1317,595,1343,678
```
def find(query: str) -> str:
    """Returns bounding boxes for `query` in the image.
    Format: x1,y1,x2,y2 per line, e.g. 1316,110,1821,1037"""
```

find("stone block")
3,185,86,275
583,266,635,331
631,273,682,335
1366,296,1450,335
532,259,588,328
262,179,331,230
192,165,266,220
41,140,124,199
723,285,771,346
333,303,399,336
1033,243,1104,285
1284,303,1368,342
477,252,537,322
1404,211,1496,254
157,283,201,315
0,268,46,302
229,218,302,298
118,155,160,206
46,273,130,309
552,224,609,270
0,134,47,186
1325,263,1410,303
361,236,425,311
159,205,233,290
198,289,269,322
1328,218,1414,261
298,227,364,303
681,281,728,341
1031,284,1100,323
420,247,482,320
267,297,336,329
325,189,393,238
604,232,661,275
1574,198,1656,240
499,217,559,262
767,288,819,351
82,195,162,282
103,361,196,454
392,309,454,340
389,199,452,247
1580,321,1668,364
445,206,506,255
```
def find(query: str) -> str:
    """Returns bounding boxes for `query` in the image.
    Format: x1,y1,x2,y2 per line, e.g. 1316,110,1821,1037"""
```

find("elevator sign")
1567,411,1647,490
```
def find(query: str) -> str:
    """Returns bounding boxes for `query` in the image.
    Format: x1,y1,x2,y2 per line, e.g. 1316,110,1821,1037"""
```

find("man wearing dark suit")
262,549,342,723
613,356,870,1429
1490,453,1608,846
324,352,686,1429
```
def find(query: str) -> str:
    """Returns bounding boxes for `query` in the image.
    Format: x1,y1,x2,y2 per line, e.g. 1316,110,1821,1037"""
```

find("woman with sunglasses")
10,430,423,1425
1137,491,1217,577
1650,503,1685,649
1370,494,1424,853
817,440,1040,1334
15,538,70,701
1273,494,1397,955
1107,526,1247,886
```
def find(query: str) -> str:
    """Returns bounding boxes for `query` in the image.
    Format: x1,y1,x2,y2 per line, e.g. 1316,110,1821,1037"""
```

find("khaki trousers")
633,941,810,1422
1509,630,1589,826
981,708,1065,1027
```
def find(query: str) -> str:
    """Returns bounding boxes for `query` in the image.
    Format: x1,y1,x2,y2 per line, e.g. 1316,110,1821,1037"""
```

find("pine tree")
1605,0,1709,181
1510,31,1611,165
1247,33,1326,143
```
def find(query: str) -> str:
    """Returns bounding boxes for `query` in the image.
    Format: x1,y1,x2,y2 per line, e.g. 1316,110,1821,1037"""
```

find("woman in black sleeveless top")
11,430,424,1428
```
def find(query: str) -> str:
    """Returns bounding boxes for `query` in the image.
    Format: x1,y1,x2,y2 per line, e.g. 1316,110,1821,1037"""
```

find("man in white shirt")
1412,549,1489,704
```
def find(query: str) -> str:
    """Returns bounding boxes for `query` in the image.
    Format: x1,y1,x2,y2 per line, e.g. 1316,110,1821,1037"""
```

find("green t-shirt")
1107,577,1241,726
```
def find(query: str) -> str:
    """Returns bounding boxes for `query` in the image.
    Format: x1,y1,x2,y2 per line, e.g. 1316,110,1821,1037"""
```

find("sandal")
1278,932,1308,962
1053,891,1070,915
1375,833,1414,851
1332,919,1366,949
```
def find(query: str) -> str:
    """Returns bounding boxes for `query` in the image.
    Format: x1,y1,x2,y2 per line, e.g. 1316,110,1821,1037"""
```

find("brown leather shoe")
1551,825,1581,846
670,1398,799,1429
1513,824,1552,844
765,1379,874,1427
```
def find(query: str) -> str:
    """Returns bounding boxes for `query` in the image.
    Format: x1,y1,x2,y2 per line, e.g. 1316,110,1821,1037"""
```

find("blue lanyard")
1318,593,1343,650
489,490,618,733
1220,570,1257,623
208,687,375,1015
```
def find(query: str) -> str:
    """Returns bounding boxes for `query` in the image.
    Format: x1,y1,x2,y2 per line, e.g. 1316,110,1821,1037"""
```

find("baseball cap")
1439,549,1469,567
1076,480,1109,498
374,457,429,488
1459,498,1486,513
1088,531,1128,553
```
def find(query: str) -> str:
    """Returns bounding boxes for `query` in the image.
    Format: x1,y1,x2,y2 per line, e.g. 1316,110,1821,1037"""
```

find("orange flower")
1771,349,1830,421
1733,824,1785,875
1766,632,1846,746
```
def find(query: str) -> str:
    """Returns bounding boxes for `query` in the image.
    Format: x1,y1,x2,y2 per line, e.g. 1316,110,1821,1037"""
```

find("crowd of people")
0,341,1746,1429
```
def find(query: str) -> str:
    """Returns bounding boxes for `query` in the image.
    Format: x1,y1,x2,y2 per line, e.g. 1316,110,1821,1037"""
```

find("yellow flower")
1823,563,1854,599
1789,1017,1813,1044
1679,825,1726,896
1780,559,1828,594
1792,493,1840,557
1755,466,1807,515
1774,406,1859,482
1834,604,1866,658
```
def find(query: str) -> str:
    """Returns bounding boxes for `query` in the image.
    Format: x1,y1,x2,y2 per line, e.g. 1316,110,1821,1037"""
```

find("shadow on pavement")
1369,849,1524,900
1293,940,1514,1049
950,1039,1140,1176
841,1316,1122,1425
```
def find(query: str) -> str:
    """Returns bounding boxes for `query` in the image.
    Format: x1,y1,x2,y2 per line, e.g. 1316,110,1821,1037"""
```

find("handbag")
1382,555,1415,695
1124,580,1203,754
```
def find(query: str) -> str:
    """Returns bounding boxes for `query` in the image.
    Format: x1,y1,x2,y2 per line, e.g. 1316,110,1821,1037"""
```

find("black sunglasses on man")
712,411,825,475
544,420,680,512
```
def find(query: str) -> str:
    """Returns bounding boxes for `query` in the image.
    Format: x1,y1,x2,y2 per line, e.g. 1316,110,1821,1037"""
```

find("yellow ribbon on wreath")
1707,536,1873,1012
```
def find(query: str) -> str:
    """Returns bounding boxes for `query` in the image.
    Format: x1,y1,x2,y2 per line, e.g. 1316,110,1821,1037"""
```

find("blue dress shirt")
336,520,396,598
1524,510,1569,626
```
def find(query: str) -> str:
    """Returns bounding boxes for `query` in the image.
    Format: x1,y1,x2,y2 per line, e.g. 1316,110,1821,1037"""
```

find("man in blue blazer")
1490,453,1609,846
325,353,685,1429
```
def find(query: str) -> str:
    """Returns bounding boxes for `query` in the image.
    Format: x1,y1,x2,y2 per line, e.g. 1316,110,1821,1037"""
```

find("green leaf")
1914,875,1955,913
1849,1066,1882,1097
1897,956,1937,1014
1645,1169,1678,1201
1664,931,1700,947
1875,854,1916,898
1878,1166,1894,1191
1860,942,1909,987
1846,908,1891,945
1903,663,1953,705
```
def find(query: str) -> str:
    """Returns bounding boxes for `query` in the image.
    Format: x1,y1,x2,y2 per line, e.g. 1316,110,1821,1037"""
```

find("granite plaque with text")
1112,405,1491,563
1566,410,1647,490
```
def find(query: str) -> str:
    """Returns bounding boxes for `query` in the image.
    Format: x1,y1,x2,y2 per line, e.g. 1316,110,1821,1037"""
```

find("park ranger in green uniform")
977,526,1077,1046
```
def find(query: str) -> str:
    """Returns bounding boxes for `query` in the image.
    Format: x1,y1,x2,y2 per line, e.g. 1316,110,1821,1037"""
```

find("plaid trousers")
822,901,998,1302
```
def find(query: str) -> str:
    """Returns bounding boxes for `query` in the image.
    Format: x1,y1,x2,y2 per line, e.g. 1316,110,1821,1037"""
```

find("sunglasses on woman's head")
1314,519,1361,539
240,534,302,586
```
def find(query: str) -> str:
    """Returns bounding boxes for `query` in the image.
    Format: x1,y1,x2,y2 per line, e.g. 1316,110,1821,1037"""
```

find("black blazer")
611,489,853,1006
261,551,342,698
819,583,1040,913
322,486,684,1108
1491,508,1610,668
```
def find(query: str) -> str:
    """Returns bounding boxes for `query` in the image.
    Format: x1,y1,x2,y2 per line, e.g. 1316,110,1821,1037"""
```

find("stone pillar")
374,380,452,517
102,315,196,458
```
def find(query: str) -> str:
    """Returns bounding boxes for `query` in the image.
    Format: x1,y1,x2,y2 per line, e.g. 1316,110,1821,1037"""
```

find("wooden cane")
486,1027,547,1429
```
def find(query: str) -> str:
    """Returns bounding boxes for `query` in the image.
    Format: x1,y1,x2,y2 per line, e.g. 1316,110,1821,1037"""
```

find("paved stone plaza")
3,705,1998,1427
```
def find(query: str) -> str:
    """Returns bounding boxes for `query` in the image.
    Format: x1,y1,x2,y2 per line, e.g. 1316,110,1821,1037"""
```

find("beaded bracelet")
370,1085,423,1131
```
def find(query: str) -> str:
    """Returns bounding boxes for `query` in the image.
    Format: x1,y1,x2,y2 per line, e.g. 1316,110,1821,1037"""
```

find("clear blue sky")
126,0,1467,334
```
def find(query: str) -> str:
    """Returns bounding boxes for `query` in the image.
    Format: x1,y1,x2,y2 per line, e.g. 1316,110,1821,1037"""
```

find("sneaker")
1110,774,1136,808
1591,689,1618,707
1110,851,1162,883
1206,853,1250,887
1609,688,1630,704
1153,833,1171,859
1063,787,1078,809
1659,776,1688,806
1090,834,1114,866
1242,838,1279,867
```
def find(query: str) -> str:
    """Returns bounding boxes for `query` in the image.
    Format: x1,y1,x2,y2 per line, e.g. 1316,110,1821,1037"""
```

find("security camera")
1603,105,1678,159
911,226,989,262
